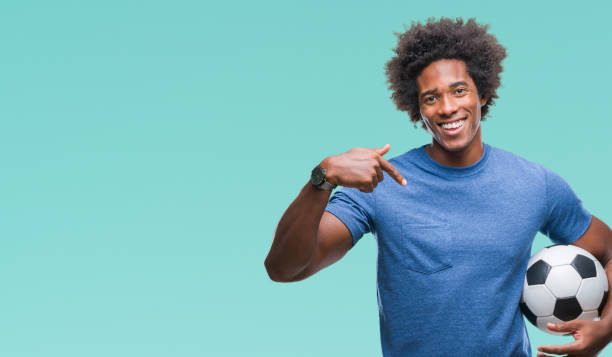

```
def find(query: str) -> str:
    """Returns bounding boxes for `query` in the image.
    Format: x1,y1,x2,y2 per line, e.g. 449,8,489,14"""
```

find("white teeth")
441,119,465,129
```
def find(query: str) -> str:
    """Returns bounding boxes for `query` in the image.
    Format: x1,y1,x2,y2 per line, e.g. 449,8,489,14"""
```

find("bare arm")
572,216,612,267
264,182,353,282
264,144,406,283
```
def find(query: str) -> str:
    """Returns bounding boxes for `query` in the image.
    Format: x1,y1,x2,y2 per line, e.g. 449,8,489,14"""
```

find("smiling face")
417,59,487,155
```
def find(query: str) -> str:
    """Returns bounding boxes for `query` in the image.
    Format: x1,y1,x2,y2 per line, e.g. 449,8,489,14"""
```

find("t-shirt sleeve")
539,168,592,244
325,187,375,246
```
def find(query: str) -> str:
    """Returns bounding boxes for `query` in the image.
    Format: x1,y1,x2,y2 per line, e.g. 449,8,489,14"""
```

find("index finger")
377,156,406,186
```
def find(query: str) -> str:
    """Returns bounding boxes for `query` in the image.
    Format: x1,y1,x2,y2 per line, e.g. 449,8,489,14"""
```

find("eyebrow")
419,81,469,99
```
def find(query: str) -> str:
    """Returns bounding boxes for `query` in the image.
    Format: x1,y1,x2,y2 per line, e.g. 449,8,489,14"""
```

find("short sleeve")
539,168,592,244
325,187,376,246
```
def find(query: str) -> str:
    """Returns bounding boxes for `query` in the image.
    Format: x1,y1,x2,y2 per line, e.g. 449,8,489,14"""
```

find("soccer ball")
520,244,609,335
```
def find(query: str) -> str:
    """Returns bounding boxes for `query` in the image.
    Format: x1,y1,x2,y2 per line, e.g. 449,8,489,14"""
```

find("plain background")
1,0,611,356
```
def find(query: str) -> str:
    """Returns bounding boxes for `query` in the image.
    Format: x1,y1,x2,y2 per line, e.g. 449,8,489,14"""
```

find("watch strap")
311,165,337,191
316,180,337,191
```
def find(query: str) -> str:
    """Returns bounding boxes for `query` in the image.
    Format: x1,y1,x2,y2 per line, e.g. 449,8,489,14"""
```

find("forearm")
264,181,332,282
598,261,612,337
586,217,612,337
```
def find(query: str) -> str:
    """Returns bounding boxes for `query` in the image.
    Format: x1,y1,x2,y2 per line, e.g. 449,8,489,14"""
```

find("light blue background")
1,1,611,356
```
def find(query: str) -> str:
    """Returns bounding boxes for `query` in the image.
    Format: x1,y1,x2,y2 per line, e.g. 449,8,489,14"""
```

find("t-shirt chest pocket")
400,223,453,274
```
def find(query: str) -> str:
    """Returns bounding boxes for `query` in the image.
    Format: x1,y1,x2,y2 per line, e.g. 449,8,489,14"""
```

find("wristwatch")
310,165,337,191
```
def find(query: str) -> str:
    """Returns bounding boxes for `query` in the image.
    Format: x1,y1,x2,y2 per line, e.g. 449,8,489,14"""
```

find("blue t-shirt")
325,143,592,357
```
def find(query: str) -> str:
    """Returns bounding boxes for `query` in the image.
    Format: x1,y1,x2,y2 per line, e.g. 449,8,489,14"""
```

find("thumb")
374,144,391,156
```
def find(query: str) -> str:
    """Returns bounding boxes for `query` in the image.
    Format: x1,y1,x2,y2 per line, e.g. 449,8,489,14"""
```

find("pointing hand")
320,144,406,193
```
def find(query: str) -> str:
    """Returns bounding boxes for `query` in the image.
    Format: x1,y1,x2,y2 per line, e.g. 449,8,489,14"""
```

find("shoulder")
488,145,537,166
486,145,582,202
487,144,549,177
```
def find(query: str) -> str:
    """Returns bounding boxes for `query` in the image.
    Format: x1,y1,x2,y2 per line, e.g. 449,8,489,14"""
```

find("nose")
437,94,458,117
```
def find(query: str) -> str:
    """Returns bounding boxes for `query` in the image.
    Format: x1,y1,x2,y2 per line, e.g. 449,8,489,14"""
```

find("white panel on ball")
541,245,580,266
577,310,599,322
595,261,609,292
576,278,605,311
545,265,582,298
523,284,556,316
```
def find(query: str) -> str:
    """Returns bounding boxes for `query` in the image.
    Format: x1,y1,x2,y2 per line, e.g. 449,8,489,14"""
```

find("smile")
439,119,466,130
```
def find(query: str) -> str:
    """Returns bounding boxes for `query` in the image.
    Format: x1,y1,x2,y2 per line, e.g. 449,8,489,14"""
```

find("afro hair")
385,17,507,129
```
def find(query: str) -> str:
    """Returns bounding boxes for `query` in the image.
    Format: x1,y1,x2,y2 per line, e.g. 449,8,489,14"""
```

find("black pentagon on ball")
526,260,551,285
554,297,583,321
598,291,609,317
519,301,538,326
571,254,597,279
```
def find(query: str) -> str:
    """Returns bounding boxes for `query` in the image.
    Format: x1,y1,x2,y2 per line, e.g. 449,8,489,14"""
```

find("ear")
480,96,488,107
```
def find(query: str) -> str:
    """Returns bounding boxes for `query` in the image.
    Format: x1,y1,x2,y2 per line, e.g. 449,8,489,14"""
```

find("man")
264,17,612,356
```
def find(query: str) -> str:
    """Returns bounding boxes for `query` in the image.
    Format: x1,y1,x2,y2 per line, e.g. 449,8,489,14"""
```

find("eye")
455,88,467,95
424,96,437,104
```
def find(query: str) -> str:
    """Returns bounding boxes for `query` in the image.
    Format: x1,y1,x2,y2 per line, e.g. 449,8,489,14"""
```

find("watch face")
311,166,326,185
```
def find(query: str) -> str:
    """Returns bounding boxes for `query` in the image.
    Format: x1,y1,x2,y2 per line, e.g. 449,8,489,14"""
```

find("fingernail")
402,179,407,186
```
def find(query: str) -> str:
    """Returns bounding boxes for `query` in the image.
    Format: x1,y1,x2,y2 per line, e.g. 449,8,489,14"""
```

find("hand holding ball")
520,244,609,335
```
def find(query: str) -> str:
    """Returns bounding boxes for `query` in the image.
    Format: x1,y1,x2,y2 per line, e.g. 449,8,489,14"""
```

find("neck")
425,129,484,167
